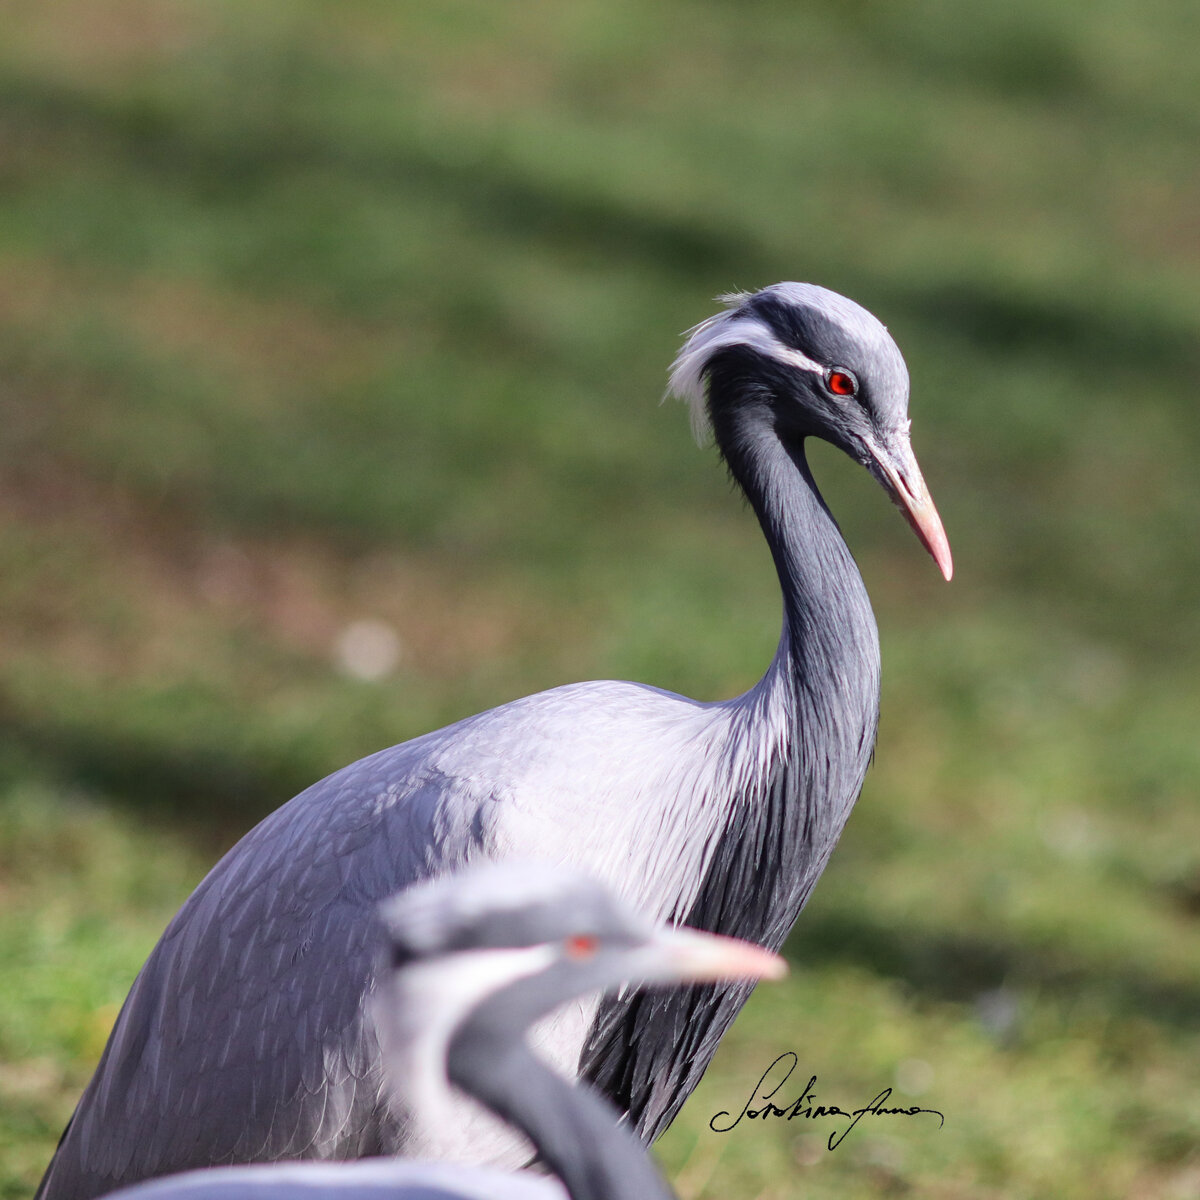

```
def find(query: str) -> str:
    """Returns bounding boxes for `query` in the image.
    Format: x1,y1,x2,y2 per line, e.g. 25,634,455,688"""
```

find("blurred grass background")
0,1,1198,1196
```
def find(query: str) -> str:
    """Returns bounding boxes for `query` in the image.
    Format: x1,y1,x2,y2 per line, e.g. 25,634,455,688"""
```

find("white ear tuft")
664,290,827,444
664,293,751,444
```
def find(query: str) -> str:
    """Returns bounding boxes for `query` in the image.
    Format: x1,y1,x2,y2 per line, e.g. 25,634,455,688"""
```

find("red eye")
564,934,598,960
827,370,857,397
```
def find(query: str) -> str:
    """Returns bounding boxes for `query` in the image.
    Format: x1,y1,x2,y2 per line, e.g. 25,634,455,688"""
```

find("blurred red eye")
564,934,598,960
827,370,857,397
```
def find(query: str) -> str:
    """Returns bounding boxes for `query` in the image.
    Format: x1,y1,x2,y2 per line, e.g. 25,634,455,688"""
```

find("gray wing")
38,680,729,1200
97,1159,564,1200
37,742,494,1200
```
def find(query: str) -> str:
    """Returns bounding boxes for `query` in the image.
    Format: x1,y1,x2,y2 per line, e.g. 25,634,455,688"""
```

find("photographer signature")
710,1052,944,1150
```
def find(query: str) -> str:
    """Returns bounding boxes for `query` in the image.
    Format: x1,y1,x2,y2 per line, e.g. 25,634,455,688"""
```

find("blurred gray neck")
448,1009,675,1200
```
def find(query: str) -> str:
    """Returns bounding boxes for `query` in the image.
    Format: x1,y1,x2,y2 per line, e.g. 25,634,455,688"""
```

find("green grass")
1,1,1198,1196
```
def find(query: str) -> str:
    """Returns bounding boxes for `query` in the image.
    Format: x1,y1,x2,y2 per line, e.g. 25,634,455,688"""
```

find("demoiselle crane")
38,284,951,1200
90,861,785,1200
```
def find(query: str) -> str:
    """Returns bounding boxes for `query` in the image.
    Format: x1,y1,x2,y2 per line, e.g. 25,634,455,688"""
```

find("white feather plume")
665,290,824,443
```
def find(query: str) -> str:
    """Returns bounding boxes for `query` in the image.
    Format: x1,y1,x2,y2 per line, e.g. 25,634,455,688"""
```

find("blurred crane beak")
641,926,788,985
868,434,953,581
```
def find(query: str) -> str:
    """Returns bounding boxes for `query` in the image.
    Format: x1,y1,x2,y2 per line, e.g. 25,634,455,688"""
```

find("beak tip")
911,511,954,583
665,929,789,984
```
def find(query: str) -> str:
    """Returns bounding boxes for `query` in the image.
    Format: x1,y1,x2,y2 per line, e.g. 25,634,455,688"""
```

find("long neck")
703,379,881,941
448,1017,675,1200
715,385,879,713
576,383,885,1149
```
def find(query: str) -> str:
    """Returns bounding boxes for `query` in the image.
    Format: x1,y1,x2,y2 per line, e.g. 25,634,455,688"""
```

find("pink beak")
869,435,953,581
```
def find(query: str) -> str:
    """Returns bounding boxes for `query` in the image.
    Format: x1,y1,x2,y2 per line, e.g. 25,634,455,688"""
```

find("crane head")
668,283,953,581
379,859,785,995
